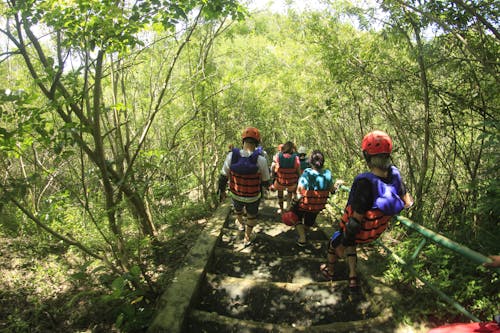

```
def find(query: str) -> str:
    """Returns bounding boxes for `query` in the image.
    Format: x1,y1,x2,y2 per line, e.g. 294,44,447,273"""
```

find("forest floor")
0,214,206,332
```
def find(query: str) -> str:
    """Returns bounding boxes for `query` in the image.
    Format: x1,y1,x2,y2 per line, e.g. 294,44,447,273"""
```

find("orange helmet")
362,130,393,155
241,127,261,142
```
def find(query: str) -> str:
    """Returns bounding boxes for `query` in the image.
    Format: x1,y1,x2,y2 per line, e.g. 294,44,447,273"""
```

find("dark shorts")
295,210,319,227
232,198,261,217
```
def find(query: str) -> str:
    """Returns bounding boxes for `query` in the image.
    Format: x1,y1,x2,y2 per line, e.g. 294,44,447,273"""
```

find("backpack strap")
230,148,241,165
249,146,262,164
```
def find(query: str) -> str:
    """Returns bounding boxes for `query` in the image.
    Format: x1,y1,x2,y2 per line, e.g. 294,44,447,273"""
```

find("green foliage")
100,266,153,332
1,0,498,330
384,236,499,322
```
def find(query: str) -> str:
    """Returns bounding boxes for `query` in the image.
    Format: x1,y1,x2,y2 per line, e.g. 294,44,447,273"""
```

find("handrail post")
409,239,427,263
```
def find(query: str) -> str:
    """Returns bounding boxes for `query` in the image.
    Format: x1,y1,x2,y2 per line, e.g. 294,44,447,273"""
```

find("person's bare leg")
277,190,284,213
286,190,292,210
244,215,257,245
295,223,306,244
320,241,338,280
235,211,245,231
345,245,359,287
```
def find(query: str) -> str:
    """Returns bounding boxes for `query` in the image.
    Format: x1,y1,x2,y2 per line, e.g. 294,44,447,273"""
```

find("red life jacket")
229,148,261,197
275,153,299,186
298,189,330,212
340,205,391,243
340,166,405,244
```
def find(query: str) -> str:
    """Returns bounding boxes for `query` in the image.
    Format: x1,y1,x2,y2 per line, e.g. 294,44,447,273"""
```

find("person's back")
296,167,333,213
272,141,301,214
290,150,343,246
321,130,413,288
218,127,270,246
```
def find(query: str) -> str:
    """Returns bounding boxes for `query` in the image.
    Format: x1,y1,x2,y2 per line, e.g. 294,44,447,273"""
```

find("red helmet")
282,210,299,226
242,127,261,142
361,130,393,155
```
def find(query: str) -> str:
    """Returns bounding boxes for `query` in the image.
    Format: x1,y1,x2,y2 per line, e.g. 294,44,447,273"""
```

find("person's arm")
399,179,414,209
218,152,232,201
258,156,271,192
295,156,302,176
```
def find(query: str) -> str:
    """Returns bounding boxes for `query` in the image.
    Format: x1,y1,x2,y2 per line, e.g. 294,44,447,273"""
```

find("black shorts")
295,209,319,227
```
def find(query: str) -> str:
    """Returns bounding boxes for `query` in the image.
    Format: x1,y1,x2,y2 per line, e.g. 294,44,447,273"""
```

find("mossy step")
223,218,328,242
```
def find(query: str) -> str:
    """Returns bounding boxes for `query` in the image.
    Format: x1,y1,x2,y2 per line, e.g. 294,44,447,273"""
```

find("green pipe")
396,216,500,274
377,241,482,322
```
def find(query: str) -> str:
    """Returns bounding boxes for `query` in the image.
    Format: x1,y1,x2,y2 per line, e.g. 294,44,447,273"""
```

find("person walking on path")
297,146,309,174
320,130,413,289
218,127,271,246
288,150,343,247
272,141,301,214
269,144,283,192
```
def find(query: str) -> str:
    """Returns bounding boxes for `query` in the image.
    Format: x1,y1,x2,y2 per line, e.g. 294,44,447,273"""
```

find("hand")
334,179,345,187
483,255,500,268
402,192,414,209
333,179,345,192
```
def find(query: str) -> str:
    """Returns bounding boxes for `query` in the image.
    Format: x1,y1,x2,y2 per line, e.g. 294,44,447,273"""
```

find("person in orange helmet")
320,130,413,289
218,127,271,246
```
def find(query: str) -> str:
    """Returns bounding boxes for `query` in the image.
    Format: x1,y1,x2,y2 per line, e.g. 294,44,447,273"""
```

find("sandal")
320,263,334,280
296,239,307,247
349,276,360,289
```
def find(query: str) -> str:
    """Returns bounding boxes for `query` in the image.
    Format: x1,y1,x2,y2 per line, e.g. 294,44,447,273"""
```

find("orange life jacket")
340,205,391,244
229,148,262,197
275,153,299,186
298,189,330,212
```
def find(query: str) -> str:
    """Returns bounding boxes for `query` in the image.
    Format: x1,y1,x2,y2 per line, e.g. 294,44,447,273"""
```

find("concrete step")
193,274,377,327
148,201,395,333
210,247,350,282
218,227,328,257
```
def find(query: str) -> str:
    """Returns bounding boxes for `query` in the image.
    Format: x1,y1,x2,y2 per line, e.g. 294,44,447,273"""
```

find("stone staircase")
149,199,395,333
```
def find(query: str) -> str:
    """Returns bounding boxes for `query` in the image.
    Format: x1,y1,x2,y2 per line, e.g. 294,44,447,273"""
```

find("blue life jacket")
350,165,404,216
230,147,262,174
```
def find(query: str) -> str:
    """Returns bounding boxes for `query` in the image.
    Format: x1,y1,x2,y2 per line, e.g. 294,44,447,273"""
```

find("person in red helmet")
320,130,413,289
218,127,271,246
